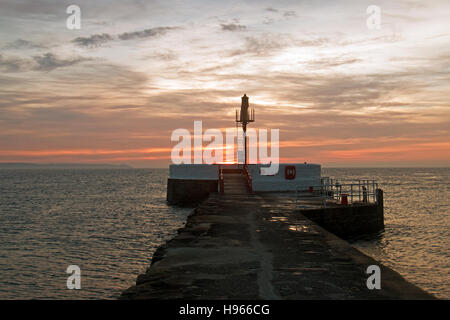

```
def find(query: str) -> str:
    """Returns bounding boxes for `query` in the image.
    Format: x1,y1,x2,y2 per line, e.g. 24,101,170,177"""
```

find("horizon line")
0,162,448,169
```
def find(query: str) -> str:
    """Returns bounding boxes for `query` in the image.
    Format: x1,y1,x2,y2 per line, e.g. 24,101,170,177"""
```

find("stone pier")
121,192,433,300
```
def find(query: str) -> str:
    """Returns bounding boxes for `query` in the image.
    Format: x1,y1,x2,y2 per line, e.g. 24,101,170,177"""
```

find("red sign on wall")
285,166,296,180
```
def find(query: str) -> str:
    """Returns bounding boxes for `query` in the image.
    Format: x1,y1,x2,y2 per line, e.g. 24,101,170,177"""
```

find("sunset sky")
1,0,449,167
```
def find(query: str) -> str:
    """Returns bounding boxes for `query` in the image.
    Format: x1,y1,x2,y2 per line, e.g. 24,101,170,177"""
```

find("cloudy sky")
0,0,449,167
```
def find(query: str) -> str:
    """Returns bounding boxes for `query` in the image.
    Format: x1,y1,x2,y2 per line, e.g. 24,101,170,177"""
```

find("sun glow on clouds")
0,0,449,167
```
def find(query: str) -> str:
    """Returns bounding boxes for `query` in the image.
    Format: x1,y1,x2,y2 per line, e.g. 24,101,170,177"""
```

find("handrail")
295,179,379,207
243,165,253,194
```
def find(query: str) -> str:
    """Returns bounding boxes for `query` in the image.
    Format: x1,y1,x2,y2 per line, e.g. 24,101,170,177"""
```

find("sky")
0,0,449,167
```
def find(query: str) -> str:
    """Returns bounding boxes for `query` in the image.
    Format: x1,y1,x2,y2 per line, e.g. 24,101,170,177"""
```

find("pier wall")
169,164,219,179
301,190,384,239
249,163,321,192
122,191,433,300
167,179,218,205
167,164,219,205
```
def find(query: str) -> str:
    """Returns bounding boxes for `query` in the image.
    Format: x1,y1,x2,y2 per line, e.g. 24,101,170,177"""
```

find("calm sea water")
0,169,191,299
323,168,449,299
0,168,448,299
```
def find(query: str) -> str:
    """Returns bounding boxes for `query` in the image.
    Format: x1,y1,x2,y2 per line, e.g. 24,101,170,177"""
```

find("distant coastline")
0,163,132,169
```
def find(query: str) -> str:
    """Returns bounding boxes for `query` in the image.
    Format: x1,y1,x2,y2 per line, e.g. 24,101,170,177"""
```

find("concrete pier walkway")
121,193,434,299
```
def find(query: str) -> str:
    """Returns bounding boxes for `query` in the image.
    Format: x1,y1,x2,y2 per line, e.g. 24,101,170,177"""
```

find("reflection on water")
324,168,450,299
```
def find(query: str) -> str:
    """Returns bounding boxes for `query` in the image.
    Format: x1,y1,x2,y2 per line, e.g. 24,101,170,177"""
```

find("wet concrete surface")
120,193,434,299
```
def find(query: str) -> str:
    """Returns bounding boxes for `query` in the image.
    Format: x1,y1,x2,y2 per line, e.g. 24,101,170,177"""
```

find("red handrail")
243,165,253,194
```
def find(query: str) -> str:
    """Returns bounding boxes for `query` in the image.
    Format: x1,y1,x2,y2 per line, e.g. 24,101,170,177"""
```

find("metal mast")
235,94,255,165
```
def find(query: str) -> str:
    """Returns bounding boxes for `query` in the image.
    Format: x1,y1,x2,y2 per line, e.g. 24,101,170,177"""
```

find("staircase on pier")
222,168,249,194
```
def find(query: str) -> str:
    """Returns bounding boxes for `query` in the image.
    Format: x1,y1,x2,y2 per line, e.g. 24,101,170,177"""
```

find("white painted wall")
248,163,321,191
169,163,321,191
169,164,219,180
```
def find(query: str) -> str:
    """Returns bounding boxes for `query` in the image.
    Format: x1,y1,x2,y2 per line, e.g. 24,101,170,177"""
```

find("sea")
0,167,448,299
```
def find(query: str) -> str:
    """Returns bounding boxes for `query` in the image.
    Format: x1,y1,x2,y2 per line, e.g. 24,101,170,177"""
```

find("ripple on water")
0,169,191,299
326,168,449,299
0,168,448,299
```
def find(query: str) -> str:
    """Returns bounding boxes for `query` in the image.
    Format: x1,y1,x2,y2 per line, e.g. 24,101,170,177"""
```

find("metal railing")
321,177,378,203
235,108,255,123
243,165,253,194
295,177,379,207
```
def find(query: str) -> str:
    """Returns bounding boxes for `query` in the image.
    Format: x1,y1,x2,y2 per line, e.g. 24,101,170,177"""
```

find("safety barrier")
296,177,379,207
